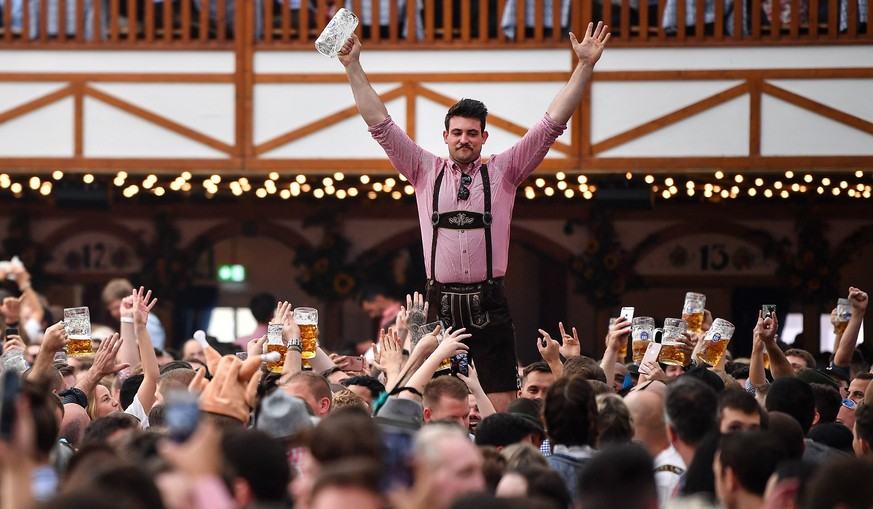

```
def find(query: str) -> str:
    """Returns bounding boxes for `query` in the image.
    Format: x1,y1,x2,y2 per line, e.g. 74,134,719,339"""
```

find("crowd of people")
1,253,873,509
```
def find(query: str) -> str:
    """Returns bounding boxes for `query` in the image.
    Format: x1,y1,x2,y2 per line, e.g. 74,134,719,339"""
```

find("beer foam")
263,351,281,362
194,330,210,348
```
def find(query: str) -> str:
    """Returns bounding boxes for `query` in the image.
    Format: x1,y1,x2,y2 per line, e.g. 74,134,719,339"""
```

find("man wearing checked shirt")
338,22,610,412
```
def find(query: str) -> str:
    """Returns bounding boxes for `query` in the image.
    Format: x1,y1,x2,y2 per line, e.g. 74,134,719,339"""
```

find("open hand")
569,21,611,68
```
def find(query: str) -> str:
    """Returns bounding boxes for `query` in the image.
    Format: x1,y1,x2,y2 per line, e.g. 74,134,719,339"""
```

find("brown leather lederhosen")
425,164,519,393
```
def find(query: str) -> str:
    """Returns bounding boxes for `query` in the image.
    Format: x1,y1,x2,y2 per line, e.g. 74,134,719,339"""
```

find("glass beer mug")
656,318,688,366
682,292,706,333
315,8,359,58
64,307,93,358
293,307,319,364
834,298,852,334
631,317,656,363
698,318,736,366
264,323,286,374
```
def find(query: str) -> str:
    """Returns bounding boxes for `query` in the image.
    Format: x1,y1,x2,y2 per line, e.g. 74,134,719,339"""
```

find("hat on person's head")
824,365,851,383
255,389,318,440
373,396,423,432
808,422,855,454
681,365,725,393
506,397,545,434
625,363,640,377
797,368,841,392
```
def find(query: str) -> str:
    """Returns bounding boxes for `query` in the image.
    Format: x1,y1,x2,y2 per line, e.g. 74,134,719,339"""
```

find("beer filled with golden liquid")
299,324,318,360
682,312,704,333
697,318,735,366
67,336,93,358
834,320,849,335
698,339,729,366
762,351,770,370
266,343,287,373
632,340,652,363
659,342,686,366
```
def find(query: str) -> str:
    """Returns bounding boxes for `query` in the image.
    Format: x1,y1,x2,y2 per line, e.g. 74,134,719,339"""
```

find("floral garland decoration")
294,218,358,301
567,210,641,307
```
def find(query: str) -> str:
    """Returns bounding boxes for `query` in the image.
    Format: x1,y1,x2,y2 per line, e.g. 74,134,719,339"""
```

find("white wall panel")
0,98,74,156
761,95,873,156
2,51,235,73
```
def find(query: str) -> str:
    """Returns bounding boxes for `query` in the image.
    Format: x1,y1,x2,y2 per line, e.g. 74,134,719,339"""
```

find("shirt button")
460,230,465,233
463,250,467,253
465,270,469,274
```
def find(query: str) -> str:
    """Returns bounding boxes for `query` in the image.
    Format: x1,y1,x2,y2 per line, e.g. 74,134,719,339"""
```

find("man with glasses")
338,23,610,412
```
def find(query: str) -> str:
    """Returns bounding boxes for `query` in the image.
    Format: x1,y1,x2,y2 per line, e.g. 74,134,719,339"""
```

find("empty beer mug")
315,8,359,58
64,307,93,358
631,317,656,363
656,318,688,366
682,292,706,333
698,318,735,366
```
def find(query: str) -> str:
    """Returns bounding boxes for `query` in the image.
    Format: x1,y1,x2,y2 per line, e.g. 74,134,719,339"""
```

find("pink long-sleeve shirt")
369,114,566,284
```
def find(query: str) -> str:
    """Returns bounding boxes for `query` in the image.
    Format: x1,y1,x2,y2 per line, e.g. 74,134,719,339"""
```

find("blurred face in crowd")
468,394,481,433
495,472,528,498
518,370,554,400
283,381,330,417
786,355,808,374
95,384,121,417
312,486,382,509
424,395,470,429
848,377,871,405
106,299,123,320
348,384,375,411
719,407,761,434
665,365,684,379
182,339,206,364
426,435,485,508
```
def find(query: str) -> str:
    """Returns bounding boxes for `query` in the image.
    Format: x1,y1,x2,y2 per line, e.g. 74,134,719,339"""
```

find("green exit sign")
218,264,246,282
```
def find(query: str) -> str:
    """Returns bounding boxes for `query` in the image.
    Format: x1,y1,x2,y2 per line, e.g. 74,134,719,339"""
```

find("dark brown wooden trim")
0,85,75,124
762,81,873,136
83,85,236,155
749,78,761,156
254,72,572,83
593,68,873,80
591,82,750,154
253,87,409,156
0,73,236,83
74,82,84,156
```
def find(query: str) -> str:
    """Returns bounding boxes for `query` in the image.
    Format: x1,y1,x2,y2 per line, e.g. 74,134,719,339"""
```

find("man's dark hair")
148,404,165,428
522,361,553,382
802,457,873,509
249,293,276,324
785,348,816,369
577,444,656,509
222,428,291,503
81,412,141,448
665,377,717,446
341,375,386,399
157,368,196,394
854,403,873,447
718,431,788,496
159,360,193,374
543,375,597,447
765,377,815,434
445,98,488,131
809,382,841,424
358,284,398,304
88,465,167,509
119,373,144,410
511,465,572,509
309,407,385,466
311,458,383,501
474,413,532,448
562,356,608,383
717,388,766,427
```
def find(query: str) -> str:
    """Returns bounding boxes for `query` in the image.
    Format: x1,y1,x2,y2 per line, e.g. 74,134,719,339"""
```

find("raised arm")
758,312,793,379
132,287,160,413
546,22,611,125
834,287,868,368
399,328,471,399
338,35,389,126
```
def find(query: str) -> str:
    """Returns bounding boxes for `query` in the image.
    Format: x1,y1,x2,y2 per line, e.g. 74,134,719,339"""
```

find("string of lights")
0,169,870,202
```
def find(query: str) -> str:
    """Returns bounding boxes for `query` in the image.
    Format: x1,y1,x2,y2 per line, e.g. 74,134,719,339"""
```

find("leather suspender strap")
480,164,493,282
430,169,445,280
429,164,493,282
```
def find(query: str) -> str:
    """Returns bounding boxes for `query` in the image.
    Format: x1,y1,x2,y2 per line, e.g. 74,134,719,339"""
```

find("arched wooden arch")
183,220,312,256
42,218,149,254
629,220,779,285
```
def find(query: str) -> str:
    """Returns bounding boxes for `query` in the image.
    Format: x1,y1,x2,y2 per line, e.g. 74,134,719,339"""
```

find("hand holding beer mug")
682,292,706,333
656,318,688,366
64,307,93,358
264,323,286,374
293,307,319,362
631,317,656,363
697,318,736,366
833,298,852,334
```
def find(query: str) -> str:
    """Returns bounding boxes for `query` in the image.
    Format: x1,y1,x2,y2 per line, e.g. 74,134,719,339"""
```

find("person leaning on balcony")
337,22,611,413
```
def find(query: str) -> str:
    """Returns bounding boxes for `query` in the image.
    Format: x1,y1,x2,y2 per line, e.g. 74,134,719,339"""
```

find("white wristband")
120,317,135,323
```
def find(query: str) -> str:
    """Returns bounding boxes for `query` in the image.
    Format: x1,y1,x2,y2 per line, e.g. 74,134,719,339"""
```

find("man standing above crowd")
338,23,611,412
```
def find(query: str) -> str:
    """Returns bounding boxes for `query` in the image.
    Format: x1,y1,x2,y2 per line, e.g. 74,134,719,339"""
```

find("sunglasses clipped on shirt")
458,173,472,201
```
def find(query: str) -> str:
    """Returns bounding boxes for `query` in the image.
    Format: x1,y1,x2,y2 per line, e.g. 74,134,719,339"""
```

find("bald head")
623,390,669,457
60,403,92,447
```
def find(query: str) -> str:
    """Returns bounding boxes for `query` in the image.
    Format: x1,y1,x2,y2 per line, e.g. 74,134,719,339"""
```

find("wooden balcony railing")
0,0,870,48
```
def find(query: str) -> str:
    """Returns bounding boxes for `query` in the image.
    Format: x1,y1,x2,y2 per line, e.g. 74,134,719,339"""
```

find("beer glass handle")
653,328,663,343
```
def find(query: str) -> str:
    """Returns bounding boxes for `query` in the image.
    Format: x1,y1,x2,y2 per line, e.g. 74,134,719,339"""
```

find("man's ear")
423,407,432,422
724,466,740,494
812,410,820,426
443,131,449,144
862,438,871,455
482,130,488,144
